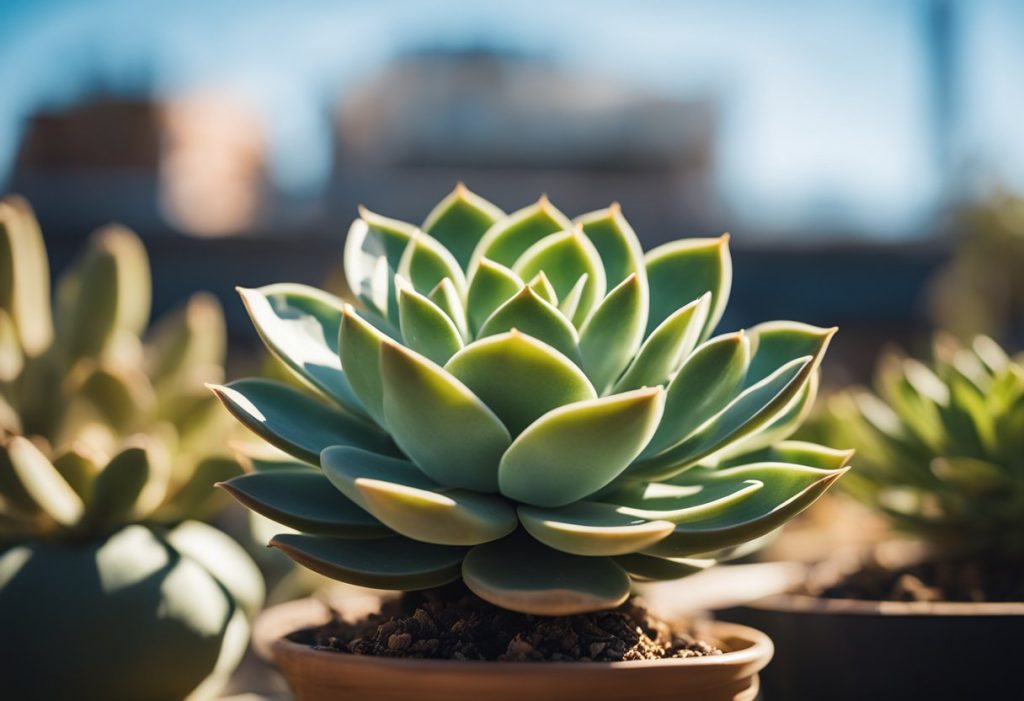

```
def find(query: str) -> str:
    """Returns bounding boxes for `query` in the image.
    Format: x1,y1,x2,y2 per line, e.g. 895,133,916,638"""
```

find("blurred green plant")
215,184,849,615
0,195,262,701
929,192,1024,342
814,334,1024,557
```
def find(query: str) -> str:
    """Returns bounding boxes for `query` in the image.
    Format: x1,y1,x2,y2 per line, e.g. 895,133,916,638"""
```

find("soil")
290,582,722,662
804,552,1024,603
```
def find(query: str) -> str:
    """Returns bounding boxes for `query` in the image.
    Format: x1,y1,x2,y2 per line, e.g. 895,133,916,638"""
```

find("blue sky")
0,0,1021,236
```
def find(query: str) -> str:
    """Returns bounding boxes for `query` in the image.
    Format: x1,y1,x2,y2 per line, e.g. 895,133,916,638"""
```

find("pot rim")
254,596,774,673
744,591,1024,617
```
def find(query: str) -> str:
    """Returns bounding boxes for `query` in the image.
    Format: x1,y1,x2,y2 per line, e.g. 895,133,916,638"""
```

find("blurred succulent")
0,196,262,701
215,184,848,615
929,191,1024,342
815,334,1024,557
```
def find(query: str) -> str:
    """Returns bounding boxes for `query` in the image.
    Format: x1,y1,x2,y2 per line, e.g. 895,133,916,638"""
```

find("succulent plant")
814,334,1024,557
215,184,848,615
0,196,262,701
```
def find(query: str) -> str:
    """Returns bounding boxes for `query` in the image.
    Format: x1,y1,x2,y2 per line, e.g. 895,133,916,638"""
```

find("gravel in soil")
289,583,722,662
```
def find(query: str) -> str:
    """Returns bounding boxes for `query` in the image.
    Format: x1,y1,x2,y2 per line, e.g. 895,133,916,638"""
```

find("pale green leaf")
422,183,504,268
470,196,572,269
397,280,464,365
478,286,580,363
578,273,648,394
644,236,730,341
518,501,674,556
465,257,523,335
575,203,646,290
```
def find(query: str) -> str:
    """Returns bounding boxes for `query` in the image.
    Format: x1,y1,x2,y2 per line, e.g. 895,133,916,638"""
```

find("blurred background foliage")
0,0,1021,379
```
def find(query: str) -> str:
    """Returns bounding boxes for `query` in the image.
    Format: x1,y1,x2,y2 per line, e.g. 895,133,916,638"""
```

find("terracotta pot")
721,594,1024,701
254,597,773,701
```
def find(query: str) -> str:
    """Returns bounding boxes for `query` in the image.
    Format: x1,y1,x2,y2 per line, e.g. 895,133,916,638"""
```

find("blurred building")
332,49,719,241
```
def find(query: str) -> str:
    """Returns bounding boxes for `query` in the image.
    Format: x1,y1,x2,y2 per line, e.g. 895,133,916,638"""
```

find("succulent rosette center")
215,184,849,615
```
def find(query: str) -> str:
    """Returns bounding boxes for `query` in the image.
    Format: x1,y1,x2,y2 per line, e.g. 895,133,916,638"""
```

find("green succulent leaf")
613,553,715,581
613,293,711,392
526,271,558,306
74,365,155,433
0,197,53,356
380,341,510,492
343,208,417,319
746,322,836,388
645,463,847,557
270,533,466,590
210,379,391,466
721,440,855,471
339,306,391,428
578,273,648,394
422,183,504,268
0,309,23,382
462,532,631,615
238,284,367,417
631,355,815,480
58,225,151,361
146,292,226,390
219,468,387,537
428,278,470,341
478,287,580,363
575,203,646,291
82,446,150,528
51,447,100,501
498,388,665,507
471,196,573,269
321,445,518,546
444,331,596,437
512,229,607,326
465,258,524,335
645,236,730,341
398,231,468,299
396,280,464,365
642,331,751,458
518,501,674,556
557,273,589,323
4,437,83,526
600,478,764,523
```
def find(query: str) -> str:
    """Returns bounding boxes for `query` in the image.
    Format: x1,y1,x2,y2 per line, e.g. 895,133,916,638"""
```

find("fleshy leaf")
82,447,150,527
422,183,504,268
0,309,23,382
746,321,837,388
470,196,573,269
613,553,715,581
465,258,523,335
51,447,100,501
578,274,648,394
209,379,391,466
380,342,510,492
645,236,730,341
498,388,665,507
641,331,751,458
630,356,815,480
644,463,847,557
270,533,466,590
513,230,607,327
0,196,53,356
428,278,469,341
557,273,589,323
600,479,764,522
613,293,711,391
397,280,463,365
720,440,855,471
575,203,646,290
219,468,387,536
462,532,631,615
343,208,416,315
444,331,596,436
5,437,83,526
398,231,467,298
518,502,674,556
478,287,580,363
238,284,367,416
152,455,244,523
527,272,558,305
338,306,390,427
322,446,518,546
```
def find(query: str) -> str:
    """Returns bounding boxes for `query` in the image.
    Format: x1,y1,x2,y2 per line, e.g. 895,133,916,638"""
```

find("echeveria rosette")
0,196,262,701
813,335,1024,557
215,184,849,615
